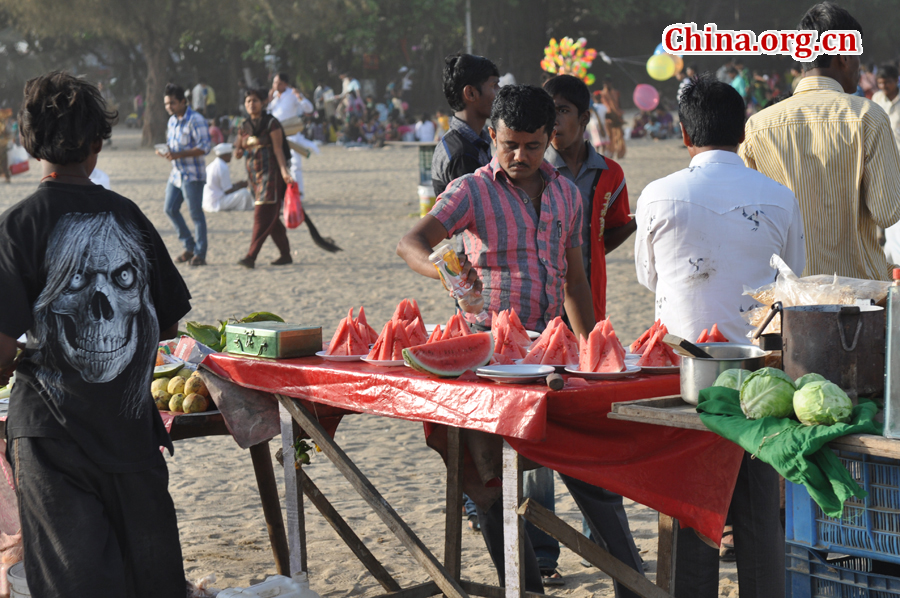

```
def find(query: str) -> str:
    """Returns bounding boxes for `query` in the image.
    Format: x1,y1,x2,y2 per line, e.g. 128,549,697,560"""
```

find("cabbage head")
714,368,751,391
795,373,827,389
793,381,853,426
739,367,797,419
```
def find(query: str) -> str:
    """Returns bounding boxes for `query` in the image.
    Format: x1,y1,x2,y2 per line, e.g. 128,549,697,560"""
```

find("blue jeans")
165,180,207,259
523,467,559,570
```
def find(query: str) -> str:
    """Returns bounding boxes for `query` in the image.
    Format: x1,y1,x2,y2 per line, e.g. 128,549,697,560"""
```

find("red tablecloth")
202,353,743,543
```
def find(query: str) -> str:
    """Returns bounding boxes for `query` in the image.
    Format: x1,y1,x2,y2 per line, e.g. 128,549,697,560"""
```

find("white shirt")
635,150,806,342
191,84,206,111
268,88,304,122
872,90,900,153
341,78,360,96
202,158,232,212
414,120,435,142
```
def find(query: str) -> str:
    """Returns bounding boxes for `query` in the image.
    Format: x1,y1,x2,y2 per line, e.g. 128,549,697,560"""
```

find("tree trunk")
141,35,169,147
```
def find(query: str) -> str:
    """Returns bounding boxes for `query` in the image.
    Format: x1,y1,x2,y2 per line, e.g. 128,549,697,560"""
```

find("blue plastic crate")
786,542,900,597
787,450,900,564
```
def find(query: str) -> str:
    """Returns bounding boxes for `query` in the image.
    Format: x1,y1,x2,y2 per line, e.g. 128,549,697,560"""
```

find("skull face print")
49,229,140,383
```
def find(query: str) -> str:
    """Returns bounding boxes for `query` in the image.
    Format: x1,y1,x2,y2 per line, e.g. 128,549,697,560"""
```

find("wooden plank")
377,581,440,598
502,441,524,598
248,440,291,575
445,427,464,584
459,580,549,598
655,515,677,593
298,467,402,592
830,434,900,459
277,395,469,598
280,404,307,576
517,498,671,598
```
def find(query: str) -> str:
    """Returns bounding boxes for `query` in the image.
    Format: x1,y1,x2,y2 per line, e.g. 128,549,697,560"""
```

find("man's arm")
396,215,451,280
604,220,637,254
862,110,900,228
563,247,596,341
226,181,249,193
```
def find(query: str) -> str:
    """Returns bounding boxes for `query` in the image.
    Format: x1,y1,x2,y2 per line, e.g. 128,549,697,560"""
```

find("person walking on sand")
234,88,293,268
157,83,211,266
598,75,626,159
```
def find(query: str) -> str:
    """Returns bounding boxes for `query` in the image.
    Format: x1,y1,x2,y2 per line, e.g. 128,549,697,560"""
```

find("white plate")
526,330,540,340
564,364,642,379
640,364,681,374
478,373,547,384
315,351,365,362
361,358,406,366
476,364,555,377
514,359,569,368
425,324,438,335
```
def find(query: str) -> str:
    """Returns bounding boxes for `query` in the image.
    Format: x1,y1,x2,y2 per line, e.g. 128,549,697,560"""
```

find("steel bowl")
680,343,771,405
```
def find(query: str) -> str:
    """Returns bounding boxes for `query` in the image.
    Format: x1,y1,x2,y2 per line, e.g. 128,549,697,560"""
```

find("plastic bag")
187,573,220,597
7,146,28,176
283,183,305,229
742,254,892,336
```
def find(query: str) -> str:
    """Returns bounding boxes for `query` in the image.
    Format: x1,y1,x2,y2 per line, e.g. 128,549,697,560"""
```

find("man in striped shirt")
398,86,646,598
739,3,900,280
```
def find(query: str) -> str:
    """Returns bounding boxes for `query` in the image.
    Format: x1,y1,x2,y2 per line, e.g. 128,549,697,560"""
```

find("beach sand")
0,129,738,596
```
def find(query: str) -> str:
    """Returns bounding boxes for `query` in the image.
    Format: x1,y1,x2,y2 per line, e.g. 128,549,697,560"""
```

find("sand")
0,129,738,596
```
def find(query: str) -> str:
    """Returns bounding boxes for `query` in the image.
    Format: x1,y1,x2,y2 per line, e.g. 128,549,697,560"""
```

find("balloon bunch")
541,37,598,86
646,43,684,81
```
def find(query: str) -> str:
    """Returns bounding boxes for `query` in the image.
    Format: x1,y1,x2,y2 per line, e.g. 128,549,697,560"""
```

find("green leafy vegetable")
714,368,752,391
795,373,827,389
793,381,853,426
739,367,797,419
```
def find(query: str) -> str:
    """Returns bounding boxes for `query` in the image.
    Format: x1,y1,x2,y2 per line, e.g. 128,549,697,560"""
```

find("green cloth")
696,387,882,518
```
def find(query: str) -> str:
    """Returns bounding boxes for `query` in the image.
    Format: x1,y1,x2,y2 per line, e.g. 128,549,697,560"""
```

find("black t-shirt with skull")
0,181,192,473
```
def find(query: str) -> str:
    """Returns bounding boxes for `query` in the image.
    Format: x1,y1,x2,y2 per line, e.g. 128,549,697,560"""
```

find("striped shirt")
166,106,212,186
430,157,583,332
739,76,900,280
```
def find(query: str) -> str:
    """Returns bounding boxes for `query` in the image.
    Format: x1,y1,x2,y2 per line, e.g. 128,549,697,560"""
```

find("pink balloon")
633,83,660,111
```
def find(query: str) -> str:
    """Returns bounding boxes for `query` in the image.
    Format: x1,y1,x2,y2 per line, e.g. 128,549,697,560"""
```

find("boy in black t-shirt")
0,72,192,597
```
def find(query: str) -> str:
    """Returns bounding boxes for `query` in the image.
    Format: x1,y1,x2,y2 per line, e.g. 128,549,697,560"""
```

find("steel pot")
754,302,884,400
680,343,771,405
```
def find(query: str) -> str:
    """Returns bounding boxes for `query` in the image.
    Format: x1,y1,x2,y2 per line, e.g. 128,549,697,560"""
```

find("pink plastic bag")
284,183,304,229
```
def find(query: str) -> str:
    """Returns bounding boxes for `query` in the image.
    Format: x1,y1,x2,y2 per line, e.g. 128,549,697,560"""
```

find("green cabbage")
795,373,827,389
793,381,853,426
739,367,797,419
714,368,752,391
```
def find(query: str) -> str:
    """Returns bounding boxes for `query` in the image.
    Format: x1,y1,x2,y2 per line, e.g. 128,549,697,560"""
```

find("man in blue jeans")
157,83,211,266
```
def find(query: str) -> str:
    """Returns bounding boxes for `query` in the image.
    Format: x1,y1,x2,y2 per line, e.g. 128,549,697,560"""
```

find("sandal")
719,525,735,562
467,514,480,532
541,568,565,587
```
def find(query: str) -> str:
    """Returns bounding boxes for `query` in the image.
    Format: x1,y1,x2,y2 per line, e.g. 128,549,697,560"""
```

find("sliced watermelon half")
403,333,494,377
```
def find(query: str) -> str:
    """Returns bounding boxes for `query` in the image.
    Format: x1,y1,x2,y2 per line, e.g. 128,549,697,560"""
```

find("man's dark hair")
442,52,499,112
490,85,556,136
244,88,267,102
164,83,185,100
678,74,745,147
542,75,590,115
878,64,899,81
798,2,863,72
19,72,117,165
276,72,291,85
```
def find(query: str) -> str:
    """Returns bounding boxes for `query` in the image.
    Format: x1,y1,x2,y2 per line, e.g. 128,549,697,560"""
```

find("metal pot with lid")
680,343,771,405
753,302,884,400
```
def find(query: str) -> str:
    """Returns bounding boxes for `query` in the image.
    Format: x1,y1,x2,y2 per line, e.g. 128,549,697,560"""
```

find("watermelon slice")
506,309,532,349
630,320,661,354
403,332,494,377
637,329,678,367
327,309,369,356
489,352,515,365
441,313,471,339
597,327,626,372
327,316,351,355
708,323,729,343
696,329,710,343
391,321,413,360
426,325,442,343
367,319,411,360
578,327,606,372
539,324,570,365
406,317,428,346
355,306,379,344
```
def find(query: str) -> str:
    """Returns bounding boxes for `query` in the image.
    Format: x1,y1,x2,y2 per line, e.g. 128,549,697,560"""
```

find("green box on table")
224,322,322,359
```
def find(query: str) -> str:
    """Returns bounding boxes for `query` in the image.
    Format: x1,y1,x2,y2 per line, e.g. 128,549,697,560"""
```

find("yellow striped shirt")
739,76,900,280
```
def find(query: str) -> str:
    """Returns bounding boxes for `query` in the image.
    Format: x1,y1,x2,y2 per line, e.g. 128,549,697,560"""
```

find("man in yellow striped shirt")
739,3,900,281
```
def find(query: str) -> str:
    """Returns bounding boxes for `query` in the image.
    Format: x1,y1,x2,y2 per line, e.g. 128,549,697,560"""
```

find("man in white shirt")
268,72,319,195
634,75,805,598
191,82,208,116
338,73,361,99
202,143,253,212
414,114,435,142
872,65,900,264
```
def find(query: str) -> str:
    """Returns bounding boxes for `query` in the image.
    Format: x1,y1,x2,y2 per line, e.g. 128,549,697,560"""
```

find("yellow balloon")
646,54,675,81
672,55,684,74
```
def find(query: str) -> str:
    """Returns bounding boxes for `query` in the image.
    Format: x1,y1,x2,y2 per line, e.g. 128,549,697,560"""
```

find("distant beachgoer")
209,120,224,146
205,84,217,118
269,73,318,196
598,76,626,159
414,114,435,142
203,143,253,212
234,88,293,268
191,81,208,116
158,83,211,266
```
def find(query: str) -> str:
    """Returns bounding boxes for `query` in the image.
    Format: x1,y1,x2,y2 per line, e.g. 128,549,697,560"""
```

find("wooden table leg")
501,441,524,598
277,395,469,598
656,515,678,594
249,439,291,576
445,427,464,586
280,404,307,576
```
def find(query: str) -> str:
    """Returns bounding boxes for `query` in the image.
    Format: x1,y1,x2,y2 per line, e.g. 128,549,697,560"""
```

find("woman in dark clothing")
233,88,292,268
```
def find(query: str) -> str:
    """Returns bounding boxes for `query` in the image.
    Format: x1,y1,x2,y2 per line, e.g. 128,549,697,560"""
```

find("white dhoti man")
269,87,319,194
